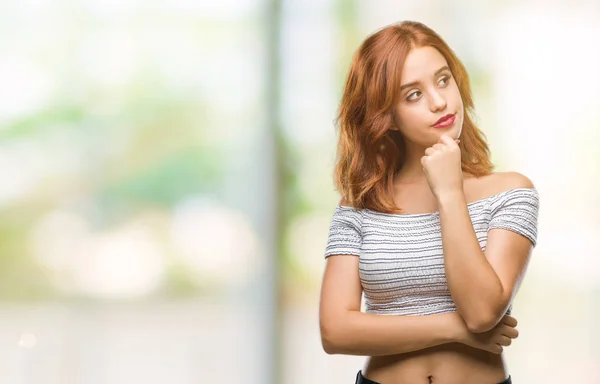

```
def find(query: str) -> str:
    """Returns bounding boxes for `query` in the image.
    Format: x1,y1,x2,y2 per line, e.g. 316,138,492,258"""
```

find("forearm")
437,191,504,331
321,311,464,356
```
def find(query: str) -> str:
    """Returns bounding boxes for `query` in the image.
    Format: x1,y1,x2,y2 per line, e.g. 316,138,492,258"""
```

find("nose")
428,89,447,112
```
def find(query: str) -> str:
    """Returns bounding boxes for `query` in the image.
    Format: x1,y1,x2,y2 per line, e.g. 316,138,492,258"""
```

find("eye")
439,75,451,86
407,91,421,101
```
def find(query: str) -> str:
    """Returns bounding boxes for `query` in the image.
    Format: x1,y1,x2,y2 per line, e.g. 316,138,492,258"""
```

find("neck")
395,142,429,184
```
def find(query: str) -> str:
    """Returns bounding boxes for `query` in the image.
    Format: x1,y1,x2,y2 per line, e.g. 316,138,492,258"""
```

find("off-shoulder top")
324,188,539,316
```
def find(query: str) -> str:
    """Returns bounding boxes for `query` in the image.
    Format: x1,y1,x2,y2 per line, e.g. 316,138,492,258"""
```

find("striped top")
324,188,539,316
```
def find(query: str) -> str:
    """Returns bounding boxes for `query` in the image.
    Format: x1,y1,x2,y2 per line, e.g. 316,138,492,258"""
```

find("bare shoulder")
488,171,534,190
468,171,535,201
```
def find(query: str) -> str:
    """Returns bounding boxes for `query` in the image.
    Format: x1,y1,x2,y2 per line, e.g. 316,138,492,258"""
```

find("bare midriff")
362,343,509,384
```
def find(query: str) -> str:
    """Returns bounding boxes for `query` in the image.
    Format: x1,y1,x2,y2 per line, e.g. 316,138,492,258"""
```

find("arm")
320,198,520,355
437,174,536,333
319,254,466,356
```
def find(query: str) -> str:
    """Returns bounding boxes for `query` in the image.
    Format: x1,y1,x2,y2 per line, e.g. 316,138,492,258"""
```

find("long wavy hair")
334,21,494,213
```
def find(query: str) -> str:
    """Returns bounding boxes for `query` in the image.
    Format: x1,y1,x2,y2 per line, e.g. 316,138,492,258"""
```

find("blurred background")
0,0,598,383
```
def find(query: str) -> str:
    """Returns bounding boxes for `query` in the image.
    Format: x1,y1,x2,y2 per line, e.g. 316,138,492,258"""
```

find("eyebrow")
400,65,450,91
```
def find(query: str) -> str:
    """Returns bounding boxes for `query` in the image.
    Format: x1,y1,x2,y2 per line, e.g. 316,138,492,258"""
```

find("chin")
433,125,461,141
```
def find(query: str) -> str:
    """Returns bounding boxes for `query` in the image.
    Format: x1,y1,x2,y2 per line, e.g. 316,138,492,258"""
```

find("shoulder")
483,173,540,246
473,171,535,199
482,172,539,216
488,171,535,192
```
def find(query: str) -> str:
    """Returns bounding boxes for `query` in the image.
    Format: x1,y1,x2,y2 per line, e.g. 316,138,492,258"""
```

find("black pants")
355,370,512,384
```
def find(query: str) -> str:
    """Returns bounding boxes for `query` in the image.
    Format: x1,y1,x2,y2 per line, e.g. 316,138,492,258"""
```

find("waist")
363,343,508,384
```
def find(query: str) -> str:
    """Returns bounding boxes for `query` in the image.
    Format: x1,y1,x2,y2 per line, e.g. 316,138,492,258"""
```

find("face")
392,46,464,147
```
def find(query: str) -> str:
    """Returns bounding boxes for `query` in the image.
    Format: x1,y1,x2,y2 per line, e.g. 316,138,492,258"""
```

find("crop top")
324,188,539,316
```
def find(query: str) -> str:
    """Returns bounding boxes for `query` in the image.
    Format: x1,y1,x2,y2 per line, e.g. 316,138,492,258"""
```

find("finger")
497,335,512,347
432,143,445,151
502,315,518,327
424,147,436,156
492,345,503,354
500,325,519,339
438,134,457,147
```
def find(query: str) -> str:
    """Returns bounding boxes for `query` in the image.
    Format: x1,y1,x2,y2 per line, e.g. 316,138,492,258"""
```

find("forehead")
401,46,448,81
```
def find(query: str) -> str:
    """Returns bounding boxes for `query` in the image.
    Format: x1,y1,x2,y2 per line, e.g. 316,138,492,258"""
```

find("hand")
421,135,463,199
457,315,519,354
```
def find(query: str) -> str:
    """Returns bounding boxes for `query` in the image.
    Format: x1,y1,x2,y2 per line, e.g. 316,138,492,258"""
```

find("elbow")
319,319,346,354
320,325,341,354
460,296,507,333
466,318,495,334
464,311,500,333
321,336,338,355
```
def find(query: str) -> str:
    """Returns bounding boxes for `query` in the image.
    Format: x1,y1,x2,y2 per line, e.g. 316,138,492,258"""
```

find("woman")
319,21,539,384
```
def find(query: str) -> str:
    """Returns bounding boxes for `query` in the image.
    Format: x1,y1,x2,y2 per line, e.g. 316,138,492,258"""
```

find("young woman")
319,21,539,384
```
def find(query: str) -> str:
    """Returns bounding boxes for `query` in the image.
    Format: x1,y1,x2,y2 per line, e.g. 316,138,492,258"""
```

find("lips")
432,113,456,128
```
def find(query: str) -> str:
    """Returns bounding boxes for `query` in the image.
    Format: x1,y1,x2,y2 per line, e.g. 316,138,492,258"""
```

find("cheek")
396,106,426,133
451,84,463,107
